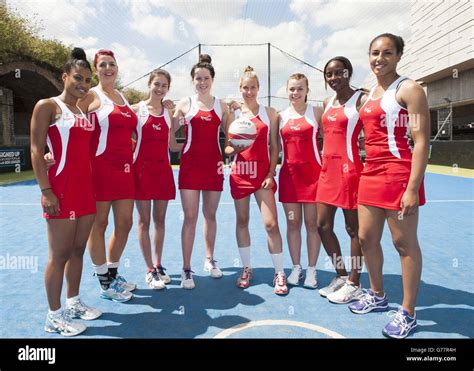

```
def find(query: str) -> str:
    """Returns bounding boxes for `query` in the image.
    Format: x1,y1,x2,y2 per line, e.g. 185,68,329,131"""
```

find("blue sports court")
0,168,472,339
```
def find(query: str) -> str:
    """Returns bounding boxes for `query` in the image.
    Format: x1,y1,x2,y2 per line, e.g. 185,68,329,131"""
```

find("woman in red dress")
132,69,182,290
349,34,429,339
278,73,323,290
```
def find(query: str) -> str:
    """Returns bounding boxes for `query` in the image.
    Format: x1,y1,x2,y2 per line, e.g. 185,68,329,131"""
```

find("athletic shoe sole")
44,325,87,337
100,294,132,303
349,305,388,314
382,323,418,339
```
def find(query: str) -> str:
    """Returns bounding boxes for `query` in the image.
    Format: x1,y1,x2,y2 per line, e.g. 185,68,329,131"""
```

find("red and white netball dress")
358,76,425,210
316,91,363,209
133,101,176,200
178,95,224,191
43,97,96,219
89,87,137,201
230,105,277,199
279,105,322,203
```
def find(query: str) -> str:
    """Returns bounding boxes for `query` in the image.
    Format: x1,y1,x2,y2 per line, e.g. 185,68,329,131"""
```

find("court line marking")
1,200,473,206
213,319,345,338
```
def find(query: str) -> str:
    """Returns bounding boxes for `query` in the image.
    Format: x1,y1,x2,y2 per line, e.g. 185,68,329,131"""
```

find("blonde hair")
240,66,260,88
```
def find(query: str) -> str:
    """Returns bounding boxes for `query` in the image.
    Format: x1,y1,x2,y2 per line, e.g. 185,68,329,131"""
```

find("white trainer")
100,278,133,302
181,269,195,289
65,298,102,320
287,265,303,286
318,275,348,297
145,271,166,290
327,282,363,304
204,258,223,278
156,265,171,284
116,274,137,291
45,311,87,337
303,266,318,289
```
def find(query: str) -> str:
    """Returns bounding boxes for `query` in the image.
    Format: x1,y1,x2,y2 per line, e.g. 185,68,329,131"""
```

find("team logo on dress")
289,124,301,131
152,124,162,131
328,114,338,122
364,107,372,113
121,111,132,118
201,115,212,122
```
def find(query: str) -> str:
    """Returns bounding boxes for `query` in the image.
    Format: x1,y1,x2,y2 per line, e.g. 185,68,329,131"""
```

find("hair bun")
244,66,254,73
199,54,212,64
71,47,87,61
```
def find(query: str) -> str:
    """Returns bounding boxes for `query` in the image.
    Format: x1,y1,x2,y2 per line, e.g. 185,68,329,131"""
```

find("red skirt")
358,161,426,210
278,162,320,203
316,155,362,210
92,155,135,201
134,160,175,200
43,174,96,219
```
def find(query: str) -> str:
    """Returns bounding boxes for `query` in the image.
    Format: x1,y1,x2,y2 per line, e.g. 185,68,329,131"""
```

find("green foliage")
0,6,69,70
122,87,148,105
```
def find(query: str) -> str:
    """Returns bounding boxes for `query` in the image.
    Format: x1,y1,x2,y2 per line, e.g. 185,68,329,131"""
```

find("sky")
8,0,413,110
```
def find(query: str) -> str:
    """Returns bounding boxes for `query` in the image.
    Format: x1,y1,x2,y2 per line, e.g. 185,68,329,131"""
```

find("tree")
0,7,69,70
122,87,148,105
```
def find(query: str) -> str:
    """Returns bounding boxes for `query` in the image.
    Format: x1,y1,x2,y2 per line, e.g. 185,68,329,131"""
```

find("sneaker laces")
240,267,250,279
70,299,88,316
183,269,194,280
207,259,218,269
387,310,411,332
156,265,167,275
358,289,377,305
110,278,127,293
275,272,286,286
151,270,162,280
52,312,75,333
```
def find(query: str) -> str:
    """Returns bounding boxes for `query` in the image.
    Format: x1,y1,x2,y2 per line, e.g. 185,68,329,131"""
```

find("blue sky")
9,0,411,110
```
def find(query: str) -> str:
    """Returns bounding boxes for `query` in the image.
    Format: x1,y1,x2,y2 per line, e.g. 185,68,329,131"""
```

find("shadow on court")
83,268,268,338
364,273,474,338
79,269,474,338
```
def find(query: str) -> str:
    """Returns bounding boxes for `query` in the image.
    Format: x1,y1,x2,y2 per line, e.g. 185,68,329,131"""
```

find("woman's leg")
45,219,77,311
386,209,422,316
234,196,252,288
136,200,153,270
282,202,303,265
108,199,134,264
65,214,95,298
152,200,169,267
316,203,347,276
64,213,102,320
180,189,200,270
342,208,363,286
87,201,112,268
254,189,283,254
303,203,321,267
234,196,251,249
201,190,222,259
357,205,386,295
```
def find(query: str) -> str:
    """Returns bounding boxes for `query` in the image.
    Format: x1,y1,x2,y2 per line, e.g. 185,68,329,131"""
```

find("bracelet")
41,187,52,193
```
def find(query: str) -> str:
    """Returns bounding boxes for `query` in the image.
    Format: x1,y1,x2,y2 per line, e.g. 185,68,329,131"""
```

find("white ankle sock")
270,252,284,273
48,307,62,317
238,246,251,268
92,262,108,275
66,296,79,306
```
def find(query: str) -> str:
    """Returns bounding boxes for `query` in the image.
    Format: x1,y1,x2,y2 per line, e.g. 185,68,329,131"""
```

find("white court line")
1,200,473,206
213,319,345,338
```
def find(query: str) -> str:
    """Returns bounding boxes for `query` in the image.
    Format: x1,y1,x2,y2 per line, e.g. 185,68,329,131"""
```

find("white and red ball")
228,117,257,147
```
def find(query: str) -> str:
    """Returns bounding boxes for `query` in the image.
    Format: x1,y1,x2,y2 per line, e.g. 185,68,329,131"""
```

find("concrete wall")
427,68,474,107
399,0,473,81
429,140,474,168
